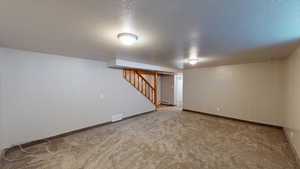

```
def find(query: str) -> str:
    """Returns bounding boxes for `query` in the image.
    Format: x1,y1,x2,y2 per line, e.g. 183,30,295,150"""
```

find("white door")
160,75,175,105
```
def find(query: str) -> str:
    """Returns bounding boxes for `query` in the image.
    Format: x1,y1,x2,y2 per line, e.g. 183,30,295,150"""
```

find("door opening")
158,73,183,108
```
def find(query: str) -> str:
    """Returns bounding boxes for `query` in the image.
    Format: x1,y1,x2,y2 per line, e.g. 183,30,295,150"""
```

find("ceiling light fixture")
185,58,201,65
117,32,138,46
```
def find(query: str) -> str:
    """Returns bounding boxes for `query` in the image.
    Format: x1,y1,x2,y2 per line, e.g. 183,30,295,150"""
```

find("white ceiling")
0,0,299,69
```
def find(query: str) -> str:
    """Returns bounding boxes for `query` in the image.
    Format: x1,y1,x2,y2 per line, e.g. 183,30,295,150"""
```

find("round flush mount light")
185,58,201,65
117,32,138,46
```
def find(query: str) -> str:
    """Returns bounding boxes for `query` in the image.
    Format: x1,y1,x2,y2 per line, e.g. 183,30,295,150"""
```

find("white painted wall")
0,48,155,150
284,46,300,159
108,59,178,73
0,65,4,151
183,61,284,126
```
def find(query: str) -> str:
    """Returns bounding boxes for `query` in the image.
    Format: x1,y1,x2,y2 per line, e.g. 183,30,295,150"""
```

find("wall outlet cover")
290,131,294,138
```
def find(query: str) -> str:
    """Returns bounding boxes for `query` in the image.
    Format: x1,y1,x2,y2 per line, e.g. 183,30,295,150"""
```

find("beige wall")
284,47,300,159
0,48,155,151
183,61,284,126
183,55,300,159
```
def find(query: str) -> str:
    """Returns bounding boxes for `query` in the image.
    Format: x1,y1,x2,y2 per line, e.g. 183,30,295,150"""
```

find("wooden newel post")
154,72,158,108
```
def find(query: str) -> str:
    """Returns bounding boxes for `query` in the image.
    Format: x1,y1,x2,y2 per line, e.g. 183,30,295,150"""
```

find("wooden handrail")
123,69,157,106
135,71,155,90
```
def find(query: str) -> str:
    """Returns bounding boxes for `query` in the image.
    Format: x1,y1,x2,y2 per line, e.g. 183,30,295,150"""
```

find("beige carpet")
1,107,299,169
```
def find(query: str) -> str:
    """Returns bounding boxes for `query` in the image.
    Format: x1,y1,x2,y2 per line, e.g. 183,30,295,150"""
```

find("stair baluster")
123,69,157,106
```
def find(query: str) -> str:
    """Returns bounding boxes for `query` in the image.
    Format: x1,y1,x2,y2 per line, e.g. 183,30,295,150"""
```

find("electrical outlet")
290,131,294,138
217,107,221,112
100,93,104,99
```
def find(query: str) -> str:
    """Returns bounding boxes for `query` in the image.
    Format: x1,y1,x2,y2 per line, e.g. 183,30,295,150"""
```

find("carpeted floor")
1,107,299,169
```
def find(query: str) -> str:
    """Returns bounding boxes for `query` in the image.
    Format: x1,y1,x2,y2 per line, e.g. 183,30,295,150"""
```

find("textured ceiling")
0,0,300,69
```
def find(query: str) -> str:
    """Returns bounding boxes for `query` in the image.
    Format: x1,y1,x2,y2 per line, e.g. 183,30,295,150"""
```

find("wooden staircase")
123,69,158,107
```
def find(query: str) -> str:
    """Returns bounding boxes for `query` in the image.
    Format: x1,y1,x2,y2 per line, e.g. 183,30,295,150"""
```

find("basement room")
0,0,300,168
